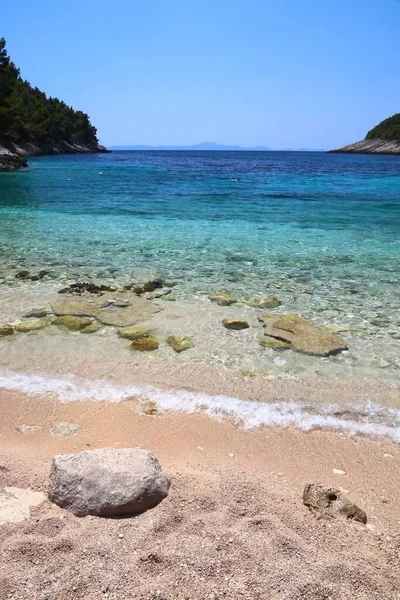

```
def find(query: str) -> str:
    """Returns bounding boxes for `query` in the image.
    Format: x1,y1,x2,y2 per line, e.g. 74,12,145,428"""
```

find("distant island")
331,113,400,155
110,142,272,151
0,38,106,172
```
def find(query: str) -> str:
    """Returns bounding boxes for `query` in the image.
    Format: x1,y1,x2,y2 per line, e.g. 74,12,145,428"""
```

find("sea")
0,150,399,439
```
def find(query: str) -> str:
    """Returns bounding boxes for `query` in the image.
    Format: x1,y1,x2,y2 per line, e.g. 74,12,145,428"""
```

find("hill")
331,113,400,155
0,38,106,171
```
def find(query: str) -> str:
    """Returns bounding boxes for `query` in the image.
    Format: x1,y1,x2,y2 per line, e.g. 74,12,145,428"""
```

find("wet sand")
0,388,399,599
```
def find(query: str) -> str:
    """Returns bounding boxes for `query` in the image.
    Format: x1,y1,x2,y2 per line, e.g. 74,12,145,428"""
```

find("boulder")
52,292,158,327
166,335,193,352
53,315,95,331
303,483,367,524
48,448,170,517
222,319,250,330
258,314,348,356
246,296,281,309
118,325,154,340
131,336,160,351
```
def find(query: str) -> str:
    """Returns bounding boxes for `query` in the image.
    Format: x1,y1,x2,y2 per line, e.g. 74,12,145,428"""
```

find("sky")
1,0,399,149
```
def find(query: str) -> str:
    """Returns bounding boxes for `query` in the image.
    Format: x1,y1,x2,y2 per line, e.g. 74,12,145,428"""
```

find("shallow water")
0,151,399,434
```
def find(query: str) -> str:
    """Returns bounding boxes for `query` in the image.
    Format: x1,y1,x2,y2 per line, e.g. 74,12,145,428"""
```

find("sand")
0,388,399,600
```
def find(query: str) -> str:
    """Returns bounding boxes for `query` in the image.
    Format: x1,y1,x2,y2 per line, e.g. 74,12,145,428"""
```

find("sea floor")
0,278,399,442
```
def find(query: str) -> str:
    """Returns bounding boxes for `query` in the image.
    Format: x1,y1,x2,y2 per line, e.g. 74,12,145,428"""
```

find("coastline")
0,141,109,172
0,387,399,599
330,139,400,155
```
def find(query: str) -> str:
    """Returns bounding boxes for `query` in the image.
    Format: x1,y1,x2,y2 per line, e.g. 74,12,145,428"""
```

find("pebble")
332,468,346,476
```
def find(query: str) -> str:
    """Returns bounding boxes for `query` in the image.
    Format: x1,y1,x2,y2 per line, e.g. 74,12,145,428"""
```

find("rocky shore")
330,139,400,155
0,141,109,172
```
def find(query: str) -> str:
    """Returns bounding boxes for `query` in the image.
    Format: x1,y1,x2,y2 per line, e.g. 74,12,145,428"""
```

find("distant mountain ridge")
110,142,272,151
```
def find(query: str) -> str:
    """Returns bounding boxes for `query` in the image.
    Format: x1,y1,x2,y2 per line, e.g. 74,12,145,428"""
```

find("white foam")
0,368,399,443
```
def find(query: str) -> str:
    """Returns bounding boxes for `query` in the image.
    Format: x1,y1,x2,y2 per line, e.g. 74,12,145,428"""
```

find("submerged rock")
15,318,51,332
58,282,115,295
222,319,250,330
166,335,194,352
81,321,103,334
0,327,14,336
52,293,158,327
246,296,281,309
53,315,95,331
118,325,154,340
131,336,160,351
48,448,170,517
303,483,367,524
208,292,237,306
258,313,348,356
50,422,81,439
259,337,291,350
23,308,49,319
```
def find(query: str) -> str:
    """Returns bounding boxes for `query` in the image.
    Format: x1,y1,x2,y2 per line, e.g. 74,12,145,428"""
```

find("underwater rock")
53,315,95,331
118,325,155,340
258,313,348,356
258,337,291,350
23,308,49,319
15,319,51,332
166,335,194,352
130,336,160,351
246,296,281,309
208,291,237,306
15,270,30,280
58,282,115,295
222,319,250,330
0,327,14,336
81,321,103,334
50,422,81,439
52,293,158,327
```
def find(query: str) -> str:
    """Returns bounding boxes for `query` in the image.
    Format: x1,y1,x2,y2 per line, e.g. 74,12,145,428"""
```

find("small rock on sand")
303,483,367,524
48,448,170,517
53,315,95,331
246,296,281,309
208,292,237,306
15,424,42,434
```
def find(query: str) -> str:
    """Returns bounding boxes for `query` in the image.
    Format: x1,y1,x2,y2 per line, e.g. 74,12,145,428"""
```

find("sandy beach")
0,387,399,599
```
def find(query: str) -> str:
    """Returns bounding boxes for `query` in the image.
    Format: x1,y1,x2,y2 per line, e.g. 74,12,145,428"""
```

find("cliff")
0,146,28,172
330,139,400,155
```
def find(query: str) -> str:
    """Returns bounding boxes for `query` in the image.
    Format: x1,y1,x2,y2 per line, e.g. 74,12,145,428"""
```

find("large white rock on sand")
48,448,170,517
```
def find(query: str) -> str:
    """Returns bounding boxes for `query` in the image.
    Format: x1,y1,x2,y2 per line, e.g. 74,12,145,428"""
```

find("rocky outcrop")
0,140,108,172
303,483,367,524
48,448,170,517
330,139,400,155
0,146,28,172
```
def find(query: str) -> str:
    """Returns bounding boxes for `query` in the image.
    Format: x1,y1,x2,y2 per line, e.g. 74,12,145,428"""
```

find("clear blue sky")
1,0,399,149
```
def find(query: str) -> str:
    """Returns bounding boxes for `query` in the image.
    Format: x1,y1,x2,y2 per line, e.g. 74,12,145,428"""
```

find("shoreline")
0,387,399,598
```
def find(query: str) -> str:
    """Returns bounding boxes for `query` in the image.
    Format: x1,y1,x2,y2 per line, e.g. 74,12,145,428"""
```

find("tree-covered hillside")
365,113,400,142
0,38,98,147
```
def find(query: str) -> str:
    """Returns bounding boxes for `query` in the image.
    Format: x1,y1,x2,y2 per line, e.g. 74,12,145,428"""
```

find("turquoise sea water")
0,150,399,302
